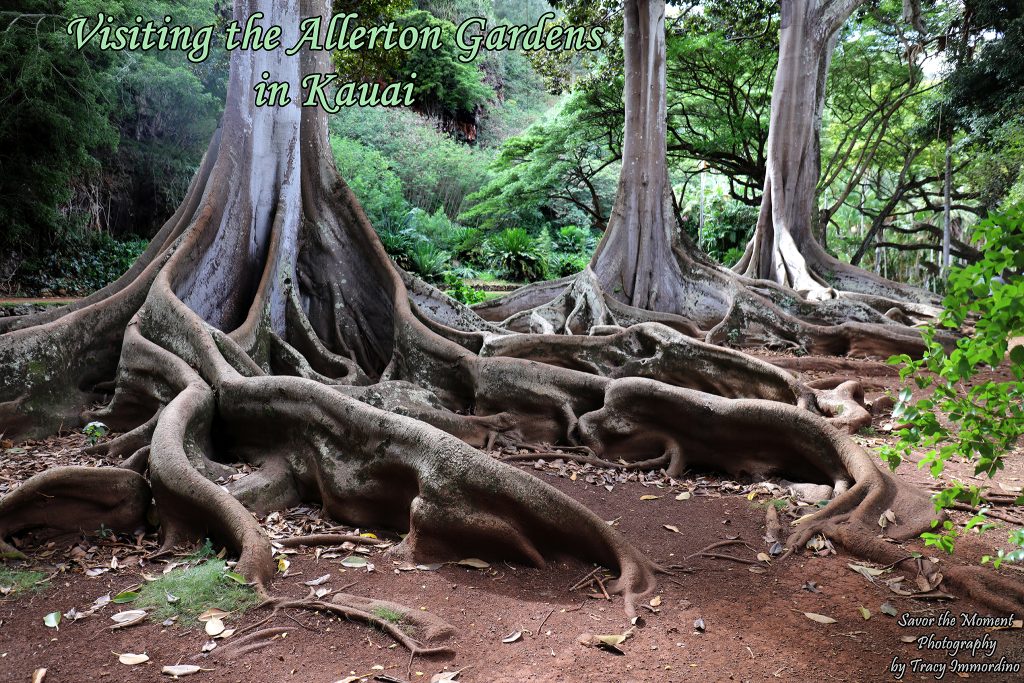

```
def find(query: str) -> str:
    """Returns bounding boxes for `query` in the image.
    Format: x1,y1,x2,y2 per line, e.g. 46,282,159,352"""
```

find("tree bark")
590,0,684,313
735,0,940,306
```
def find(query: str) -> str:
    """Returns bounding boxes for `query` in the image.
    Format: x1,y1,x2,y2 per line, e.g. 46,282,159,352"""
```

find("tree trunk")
734,0,940,306
590,0,683,313
736,0,844,293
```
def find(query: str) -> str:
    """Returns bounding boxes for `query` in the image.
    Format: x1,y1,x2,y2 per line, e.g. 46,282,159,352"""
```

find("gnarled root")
0,467,150,558
224,593,454,660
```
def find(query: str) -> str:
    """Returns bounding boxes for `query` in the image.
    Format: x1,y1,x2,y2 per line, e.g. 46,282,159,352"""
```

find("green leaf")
43,611,61,628
113,590,139,604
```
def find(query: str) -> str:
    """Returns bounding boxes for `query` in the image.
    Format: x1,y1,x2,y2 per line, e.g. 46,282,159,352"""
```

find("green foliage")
83,421,109,446
16,233,148,296
0,1,118,254
555,225,596,254
549,252,589,277
135,556,257,623
696,196,758,265
407,241,451,283
396,10,494,117
331,107,494,219
0,0,226,282
882,206,1024,565
460,93,619,232
331,135,408,224
334,9,492,120
443,272,488,304
485,228,546,281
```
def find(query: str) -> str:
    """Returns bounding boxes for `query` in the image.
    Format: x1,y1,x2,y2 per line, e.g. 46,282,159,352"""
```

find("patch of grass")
371,606,405,624
0,565,46,596
135,559,257,623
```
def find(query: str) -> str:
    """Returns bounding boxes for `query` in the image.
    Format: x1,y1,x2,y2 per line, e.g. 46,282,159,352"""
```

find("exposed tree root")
0,0,1018,648
222,593,454,660
0,467,149,559
276,534,382,549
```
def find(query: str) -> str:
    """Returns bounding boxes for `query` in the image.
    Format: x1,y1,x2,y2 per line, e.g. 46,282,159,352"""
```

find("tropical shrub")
485,228,546,282
882,206,1024,565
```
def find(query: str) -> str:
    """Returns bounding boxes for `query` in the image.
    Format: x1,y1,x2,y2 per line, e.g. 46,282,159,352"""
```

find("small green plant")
882,206,1024,566
442,273,488,305
0,565,46,596
83,421,108,445
408,242,451,283
446,227,485,263
555,225,596,254
135,557,257,623
549,252,589,277
371,605,405,624
485,228,546,282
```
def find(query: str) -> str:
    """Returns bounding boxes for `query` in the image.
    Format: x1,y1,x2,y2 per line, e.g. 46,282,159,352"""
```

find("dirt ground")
1,354,1023,682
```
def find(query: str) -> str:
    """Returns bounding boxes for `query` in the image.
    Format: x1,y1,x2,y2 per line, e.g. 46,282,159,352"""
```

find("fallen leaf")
201,641,217,653
205,618,226,636
214,628,235,640
675,492,691,501
430,670,462,683
43,612,61,629
639,495,660,501
303,574,331,586
748,566,767,574
756,553,771,563
31,669,46,683
112,590,139,604
455,558,490,569
276,556,290,573
118,653,149,665
222,571,247,585
900,635,917,643
747,491,757,501
848,563,888,581
802,580,821,593
197,608,229,622
880,602,899,617
803,612,837,624
663,525,680,533
165,592,179,604
110,609,148,629
341,556,368,568
415,563,444,571
501,631,522,643
649,596,662,607
878,509,896,529
161,664,203,676
858,606,871,620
